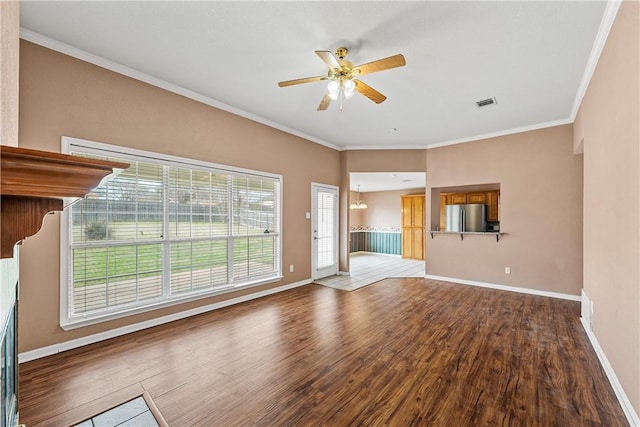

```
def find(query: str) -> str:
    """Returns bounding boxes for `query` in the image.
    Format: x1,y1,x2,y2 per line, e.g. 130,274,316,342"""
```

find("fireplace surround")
0,145,126,425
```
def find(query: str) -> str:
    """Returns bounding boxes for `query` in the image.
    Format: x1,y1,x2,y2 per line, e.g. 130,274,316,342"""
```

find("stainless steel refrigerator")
445,204,487,232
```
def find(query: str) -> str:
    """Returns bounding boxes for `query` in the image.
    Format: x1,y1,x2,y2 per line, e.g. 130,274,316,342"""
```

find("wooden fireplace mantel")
0,145,129,258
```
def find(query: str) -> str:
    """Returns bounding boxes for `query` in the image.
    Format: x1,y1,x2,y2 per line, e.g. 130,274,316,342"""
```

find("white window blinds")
316,190,335,269
62,139,282,326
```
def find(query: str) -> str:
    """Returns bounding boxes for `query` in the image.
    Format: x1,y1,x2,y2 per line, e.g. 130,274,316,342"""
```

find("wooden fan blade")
354,80,387,104
278,76,326,87
317,94,332,111
354,54,406,76
315,50,341,69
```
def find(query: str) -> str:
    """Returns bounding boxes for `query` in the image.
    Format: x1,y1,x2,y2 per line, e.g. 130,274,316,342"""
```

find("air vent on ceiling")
476,97,498,108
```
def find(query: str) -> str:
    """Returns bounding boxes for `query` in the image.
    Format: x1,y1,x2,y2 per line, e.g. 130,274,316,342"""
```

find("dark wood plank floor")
19,278,628,426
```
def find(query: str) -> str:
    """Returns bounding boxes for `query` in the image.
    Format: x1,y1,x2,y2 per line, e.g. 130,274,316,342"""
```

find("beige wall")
345,149,427,173
1,0,19,147
339,150,427,270
17,41,340,352
350,188,425,228
426,125,584,296
580,0,640,415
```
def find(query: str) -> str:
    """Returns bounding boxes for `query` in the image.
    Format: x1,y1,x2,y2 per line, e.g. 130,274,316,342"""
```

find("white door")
312,183,339,280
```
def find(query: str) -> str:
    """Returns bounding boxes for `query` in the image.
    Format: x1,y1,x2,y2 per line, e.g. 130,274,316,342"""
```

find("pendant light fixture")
350,185,368,210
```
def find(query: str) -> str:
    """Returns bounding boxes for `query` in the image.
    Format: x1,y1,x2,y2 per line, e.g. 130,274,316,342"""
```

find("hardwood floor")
19,279,627,426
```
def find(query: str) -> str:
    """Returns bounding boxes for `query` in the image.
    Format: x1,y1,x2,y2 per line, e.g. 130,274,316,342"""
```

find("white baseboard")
19,278,312,363
581,289,593,331
580,317,640,427
424,274,581,301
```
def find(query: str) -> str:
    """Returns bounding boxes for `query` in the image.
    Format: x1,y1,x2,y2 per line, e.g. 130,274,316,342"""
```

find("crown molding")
21,0,620,155
19,28,341,152
342,117,574,151
342,144,428,151
424,118,573,150
569,0,622,121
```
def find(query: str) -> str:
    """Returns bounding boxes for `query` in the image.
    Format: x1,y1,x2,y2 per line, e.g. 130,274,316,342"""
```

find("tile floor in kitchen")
314,252,424,291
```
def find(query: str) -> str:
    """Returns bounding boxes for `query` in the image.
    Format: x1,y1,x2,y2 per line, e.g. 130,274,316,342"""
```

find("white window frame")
60,136,283,330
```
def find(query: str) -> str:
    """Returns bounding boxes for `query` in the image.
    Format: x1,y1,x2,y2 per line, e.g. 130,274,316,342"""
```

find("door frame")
311,183,339,280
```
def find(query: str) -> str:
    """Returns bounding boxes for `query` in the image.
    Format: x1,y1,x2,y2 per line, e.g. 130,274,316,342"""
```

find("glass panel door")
312,184,338,280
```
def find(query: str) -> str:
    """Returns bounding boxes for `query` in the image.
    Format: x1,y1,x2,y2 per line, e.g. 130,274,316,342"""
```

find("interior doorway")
347,172,426,283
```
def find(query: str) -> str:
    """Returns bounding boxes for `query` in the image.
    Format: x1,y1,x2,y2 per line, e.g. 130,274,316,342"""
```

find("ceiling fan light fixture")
327,78,355,105
343,79,356,99
328,80,340,100
278,47,406,111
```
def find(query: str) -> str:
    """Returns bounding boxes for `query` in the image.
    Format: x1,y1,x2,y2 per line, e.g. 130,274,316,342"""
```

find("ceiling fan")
278,47,406,111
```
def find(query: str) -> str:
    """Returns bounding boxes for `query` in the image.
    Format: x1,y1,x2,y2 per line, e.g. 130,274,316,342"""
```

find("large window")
61,137,281,328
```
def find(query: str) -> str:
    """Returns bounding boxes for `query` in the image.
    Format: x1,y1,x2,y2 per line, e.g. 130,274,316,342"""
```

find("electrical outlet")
504,267,511,274
289,265,294,273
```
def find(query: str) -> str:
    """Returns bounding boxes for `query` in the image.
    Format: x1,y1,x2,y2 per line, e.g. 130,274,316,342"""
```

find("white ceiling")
20,1,612,153
350,173,425,193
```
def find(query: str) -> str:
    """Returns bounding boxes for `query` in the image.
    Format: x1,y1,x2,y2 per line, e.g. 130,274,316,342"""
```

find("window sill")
60,275,283,331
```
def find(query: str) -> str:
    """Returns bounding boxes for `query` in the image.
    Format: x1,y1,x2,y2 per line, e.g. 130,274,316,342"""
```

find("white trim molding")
581,289,593,332
342,118,573,151
424,118,573,150
19,278,312,363
580,317,640,427
21,4,623,156
424,274,581,301
569,0,622,121
19,29,340,152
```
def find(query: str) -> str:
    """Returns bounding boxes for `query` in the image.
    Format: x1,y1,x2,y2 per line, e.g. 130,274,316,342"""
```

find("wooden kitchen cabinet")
486,190,500,221
439,194,447,231
401,195,425,260
467,192,486,204
447,193,467,204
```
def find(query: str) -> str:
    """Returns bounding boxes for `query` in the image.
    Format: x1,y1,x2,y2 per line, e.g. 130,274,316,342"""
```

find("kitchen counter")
429,230,505,242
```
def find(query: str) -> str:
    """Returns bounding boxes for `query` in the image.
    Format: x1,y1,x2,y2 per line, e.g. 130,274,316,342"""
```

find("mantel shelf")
429,230,505,242
1,145,128,258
